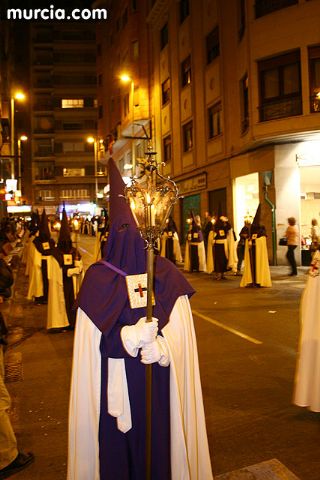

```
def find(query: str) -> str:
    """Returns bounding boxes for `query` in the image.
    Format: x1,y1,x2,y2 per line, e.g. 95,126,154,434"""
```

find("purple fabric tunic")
77,159,194,479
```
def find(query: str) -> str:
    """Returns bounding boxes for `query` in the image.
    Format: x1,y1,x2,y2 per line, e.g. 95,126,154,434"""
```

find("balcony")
259,95,302,122
255,0,298,18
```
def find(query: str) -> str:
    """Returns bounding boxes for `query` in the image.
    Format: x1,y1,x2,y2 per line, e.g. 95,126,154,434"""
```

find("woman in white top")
285,217,299,276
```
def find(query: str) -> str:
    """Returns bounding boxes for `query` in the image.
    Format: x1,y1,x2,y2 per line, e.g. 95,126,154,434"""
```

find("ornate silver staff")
124,148,178,480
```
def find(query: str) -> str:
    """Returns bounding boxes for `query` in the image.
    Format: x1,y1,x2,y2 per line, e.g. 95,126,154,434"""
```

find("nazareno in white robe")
240,236,272,287
293,250,320,411
67,294,213,480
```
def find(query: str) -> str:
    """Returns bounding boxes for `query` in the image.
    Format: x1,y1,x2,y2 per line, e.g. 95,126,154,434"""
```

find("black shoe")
0,451,34,479
289,273,297,276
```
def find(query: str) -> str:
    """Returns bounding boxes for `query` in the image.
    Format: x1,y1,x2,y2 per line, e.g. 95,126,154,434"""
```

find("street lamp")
87,136,98,203
120,73,135,175
10,91,26,180
17,135,28,193
86,136,105,203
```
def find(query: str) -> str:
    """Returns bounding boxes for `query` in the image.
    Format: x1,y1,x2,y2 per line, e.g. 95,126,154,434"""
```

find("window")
160,23,168,50
258,50,301,122
255,0,298,18
163,135,172,163
123,93,129,117
182,121,193,152
98,105,103,119
206,27,219,64
180,0,189,23
122,7,128,27
61,99,84,108
162,78,171,105
181,56,191,87
34,162,55,181
62,142,85,153
238,0,246,40
309,46,320,113
208,102,222,139
132,41,139,60
240,74,249,133
61,189,89,199
37,189,54,200
35,140,54,157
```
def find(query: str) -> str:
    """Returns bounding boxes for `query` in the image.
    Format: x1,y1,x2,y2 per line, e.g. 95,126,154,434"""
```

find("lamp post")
124,149,179,480
87,136,99,203
10,91,26,180
17,135,28,193
120,74,135,175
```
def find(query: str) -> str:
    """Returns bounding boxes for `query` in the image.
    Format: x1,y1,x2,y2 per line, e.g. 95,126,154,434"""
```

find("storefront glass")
233,172,259,236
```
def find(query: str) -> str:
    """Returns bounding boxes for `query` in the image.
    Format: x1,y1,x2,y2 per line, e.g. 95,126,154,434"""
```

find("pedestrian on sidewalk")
68,158,213,480
0,313,34,478
285,217,299,276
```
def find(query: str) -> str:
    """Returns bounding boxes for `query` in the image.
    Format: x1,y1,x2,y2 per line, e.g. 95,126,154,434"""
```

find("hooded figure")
94,210,110,261
184,212,206,273
240,204,271,287
68,158,213,480
24,211,40,276
46,208,83,331
160,216,182,264
27,209,54,304
293,249,320,411
206,214,237,279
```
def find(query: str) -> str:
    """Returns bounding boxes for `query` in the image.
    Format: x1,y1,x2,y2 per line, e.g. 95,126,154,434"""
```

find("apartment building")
30,22,102,215
97,0,320,265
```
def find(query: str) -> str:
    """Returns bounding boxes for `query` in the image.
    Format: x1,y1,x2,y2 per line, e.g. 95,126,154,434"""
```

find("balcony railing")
259,95,302,122
255,0,298,18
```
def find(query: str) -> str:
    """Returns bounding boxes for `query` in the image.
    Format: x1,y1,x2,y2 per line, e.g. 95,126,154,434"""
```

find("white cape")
240,237,272,287
68,295,213,480
293,250,320,411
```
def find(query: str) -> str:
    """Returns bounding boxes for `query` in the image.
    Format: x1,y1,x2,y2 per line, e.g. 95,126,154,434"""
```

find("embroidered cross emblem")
134,283,147,298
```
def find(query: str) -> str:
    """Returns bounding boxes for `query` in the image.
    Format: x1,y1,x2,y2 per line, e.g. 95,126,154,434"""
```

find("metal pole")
264,187,277,266
131,81,135,176
145,243,154,480
94,139,98,203
10,98,15,179
17,139,21,192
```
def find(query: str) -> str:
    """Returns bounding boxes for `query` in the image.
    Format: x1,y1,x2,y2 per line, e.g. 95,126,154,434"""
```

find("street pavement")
2,234,319,480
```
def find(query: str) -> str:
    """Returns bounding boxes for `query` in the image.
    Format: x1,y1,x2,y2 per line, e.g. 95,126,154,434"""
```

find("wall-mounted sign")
177,172,207,196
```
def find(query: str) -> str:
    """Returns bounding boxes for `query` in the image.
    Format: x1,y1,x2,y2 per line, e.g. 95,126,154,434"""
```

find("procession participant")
236,219,251,275
24,211,39,277
68,158,213,480
47,208,83,332
31,209,55,304
27,212,50,305
160,215,183,264
240,204,272,288
293,248,320,411
206,215,237,279
184,213,206,272
94,210,110,261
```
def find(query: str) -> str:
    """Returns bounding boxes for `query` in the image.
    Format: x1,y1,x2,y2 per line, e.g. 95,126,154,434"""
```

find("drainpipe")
264,185,277,266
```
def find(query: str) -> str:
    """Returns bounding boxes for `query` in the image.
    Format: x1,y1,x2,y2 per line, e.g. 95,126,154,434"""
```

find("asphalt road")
4,234,318,480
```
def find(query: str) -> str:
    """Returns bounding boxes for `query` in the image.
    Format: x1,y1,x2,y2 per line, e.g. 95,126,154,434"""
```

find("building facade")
97,0,320,265
30,22,103,215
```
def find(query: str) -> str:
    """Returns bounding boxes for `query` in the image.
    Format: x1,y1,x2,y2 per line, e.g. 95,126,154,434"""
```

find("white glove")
121,317,158,357
74,260,83,272
67,267,80,277
140,336,170,367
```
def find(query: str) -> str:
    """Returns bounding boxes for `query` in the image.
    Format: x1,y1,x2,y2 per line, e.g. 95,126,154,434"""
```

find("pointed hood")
57,208,72,252
252,204,261,228
105,157,146,273
39,208,51,242
77,157,194,334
